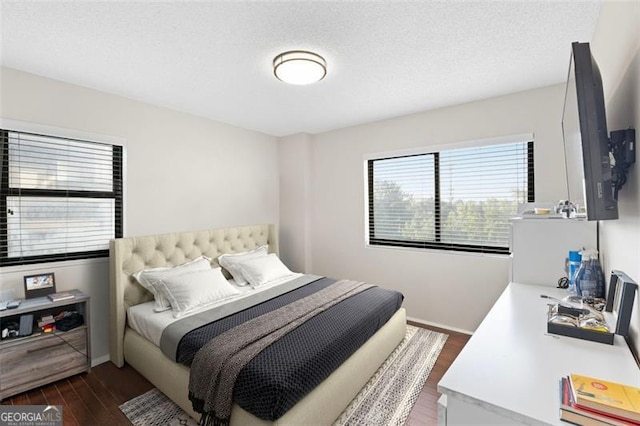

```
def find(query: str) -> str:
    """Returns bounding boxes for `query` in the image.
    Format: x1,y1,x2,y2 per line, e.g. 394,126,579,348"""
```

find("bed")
109,224,406,425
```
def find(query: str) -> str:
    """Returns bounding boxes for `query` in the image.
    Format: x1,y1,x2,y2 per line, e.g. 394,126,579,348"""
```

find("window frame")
365,135,535,255
0,125,124,267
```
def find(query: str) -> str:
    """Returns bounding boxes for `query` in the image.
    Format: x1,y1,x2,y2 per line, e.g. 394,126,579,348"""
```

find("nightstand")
0,290,91,400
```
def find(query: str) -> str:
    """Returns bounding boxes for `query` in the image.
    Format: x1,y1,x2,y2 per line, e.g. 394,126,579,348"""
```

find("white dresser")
437,282,639,425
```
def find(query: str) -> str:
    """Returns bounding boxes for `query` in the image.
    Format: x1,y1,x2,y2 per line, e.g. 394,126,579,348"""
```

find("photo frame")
23,272,56,299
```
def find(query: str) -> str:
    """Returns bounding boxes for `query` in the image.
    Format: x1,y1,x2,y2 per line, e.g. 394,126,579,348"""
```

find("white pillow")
132,256,211,312
237,253,295,288
155,268,240,317
218,245,268,286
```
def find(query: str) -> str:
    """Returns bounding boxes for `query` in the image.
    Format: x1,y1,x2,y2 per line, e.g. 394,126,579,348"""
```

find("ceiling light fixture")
273,50,327,85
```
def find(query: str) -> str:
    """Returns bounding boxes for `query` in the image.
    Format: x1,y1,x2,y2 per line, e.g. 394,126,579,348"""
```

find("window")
367,139,534,254
1,129,123,266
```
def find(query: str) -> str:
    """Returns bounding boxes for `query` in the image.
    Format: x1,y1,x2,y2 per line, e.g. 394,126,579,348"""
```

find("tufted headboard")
109,224,278,367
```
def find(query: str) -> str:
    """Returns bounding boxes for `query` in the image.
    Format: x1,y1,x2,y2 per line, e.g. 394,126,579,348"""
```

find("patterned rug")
120,325,448,426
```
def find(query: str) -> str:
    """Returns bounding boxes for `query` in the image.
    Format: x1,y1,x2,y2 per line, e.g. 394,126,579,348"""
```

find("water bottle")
566,250,582,295
574,249,605,298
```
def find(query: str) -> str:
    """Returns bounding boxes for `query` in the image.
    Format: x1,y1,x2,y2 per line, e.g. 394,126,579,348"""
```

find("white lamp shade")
273,51,326,85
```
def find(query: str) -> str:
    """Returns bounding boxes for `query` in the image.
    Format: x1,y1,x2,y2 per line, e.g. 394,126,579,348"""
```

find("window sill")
0,257,109,274
364,242,510,259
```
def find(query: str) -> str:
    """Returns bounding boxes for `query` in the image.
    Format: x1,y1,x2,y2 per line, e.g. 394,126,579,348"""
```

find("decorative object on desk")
560,377,629,426
23,272,56,299
48,292,75,302
546,303,613,344
547,304,609,331
546,270,637,345
568,374,640,423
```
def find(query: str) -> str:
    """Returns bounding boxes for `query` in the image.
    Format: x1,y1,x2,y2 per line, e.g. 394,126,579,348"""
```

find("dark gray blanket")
161,274,321,361
177,277,403,421
189,280,373,425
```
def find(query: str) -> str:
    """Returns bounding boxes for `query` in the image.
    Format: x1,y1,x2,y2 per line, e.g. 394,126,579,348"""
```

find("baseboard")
407,316,473,335
92,354,110,367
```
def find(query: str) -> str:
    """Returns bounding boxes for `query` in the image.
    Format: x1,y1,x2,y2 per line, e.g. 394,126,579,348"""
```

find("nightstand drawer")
0,327,88,397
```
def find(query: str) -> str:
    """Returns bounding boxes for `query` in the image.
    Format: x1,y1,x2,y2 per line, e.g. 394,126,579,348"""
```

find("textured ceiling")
1,1,601,137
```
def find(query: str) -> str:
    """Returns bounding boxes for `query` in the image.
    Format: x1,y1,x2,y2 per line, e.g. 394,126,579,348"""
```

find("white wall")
0,67,279,364
279,84,568,332
278,133,312,273
591,2,640,358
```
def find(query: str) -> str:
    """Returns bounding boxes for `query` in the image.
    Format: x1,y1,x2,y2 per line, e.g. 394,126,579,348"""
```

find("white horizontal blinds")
439,142,529,248
371,155,435,241
8,132,113,191
1,130,123,265
369,140,533,254
6,197,115,257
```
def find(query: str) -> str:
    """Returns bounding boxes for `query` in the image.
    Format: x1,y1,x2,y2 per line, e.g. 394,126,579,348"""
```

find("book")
41,323,56,333
560,378,631,426
569,374,640,423
48,292,75,302
37,317,55,328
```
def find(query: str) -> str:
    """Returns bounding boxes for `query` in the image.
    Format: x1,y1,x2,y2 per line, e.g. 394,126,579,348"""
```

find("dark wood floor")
405,322,471,425
2,323,470,425
1,363,153,426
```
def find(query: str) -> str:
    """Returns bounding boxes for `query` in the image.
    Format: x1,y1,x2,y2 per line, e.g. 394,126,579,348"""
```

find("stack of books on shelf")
37,314,56,333
560,374,640,425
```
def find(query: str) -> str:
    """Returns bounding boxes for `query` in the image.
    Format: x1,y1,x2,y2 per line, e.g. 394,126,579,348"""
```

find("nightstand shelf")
0,290,91,400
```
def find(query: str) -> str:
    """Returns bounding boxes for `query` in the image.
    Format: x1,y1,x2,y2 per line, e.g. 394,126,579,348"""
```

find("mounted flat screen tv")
562,41,618,220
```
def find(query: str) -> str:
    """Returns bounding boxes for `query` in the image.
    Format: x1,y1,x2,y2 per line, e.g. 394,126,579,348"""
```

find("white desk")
437,282,640,425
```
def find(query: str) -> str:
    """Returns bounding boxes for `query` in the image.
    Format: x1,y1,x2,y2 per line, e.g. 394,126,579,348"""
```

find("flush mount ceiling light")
273,50,327,85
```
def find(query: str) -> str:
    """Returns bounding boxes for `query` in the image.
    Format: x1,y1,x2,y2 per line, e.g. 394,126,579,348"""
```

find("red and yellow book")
569,374,640,424
561,377,633,425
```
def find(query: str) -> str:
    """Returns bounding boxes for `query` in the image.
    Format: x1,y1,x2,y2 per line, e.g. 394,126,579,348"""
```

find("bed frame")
109,224,406,425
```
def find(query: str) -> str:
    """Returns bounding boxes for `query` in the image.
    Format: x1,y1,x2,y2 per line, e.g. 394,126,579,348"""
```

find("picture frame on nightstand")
23,272,56,299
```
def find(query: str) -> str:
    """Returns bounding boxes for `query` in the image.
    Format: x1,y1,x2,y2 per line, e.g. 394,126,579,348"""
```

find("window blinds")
1,130,123,266
368,141,533,254
370,154,436,242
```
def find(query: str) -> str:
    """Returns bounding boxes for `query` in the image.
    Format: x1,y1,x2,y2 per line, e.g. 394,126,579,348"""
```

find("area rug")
120,325,448,426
